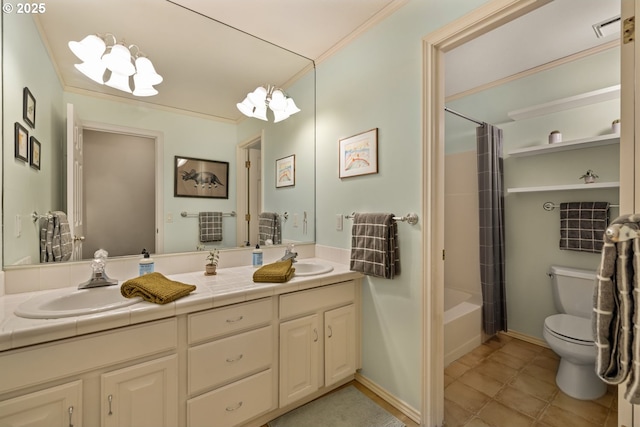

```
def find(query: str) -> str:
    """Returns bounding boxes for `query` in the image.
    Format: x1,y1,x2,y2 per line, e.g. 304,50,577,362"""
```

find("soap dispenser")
252,244,263,268
139,249,154,275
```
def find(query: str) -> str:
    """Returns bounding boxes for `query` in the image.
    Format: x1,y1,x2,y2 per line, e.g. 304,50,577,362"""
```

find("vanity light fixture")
68,33,163,97
237,85,300,122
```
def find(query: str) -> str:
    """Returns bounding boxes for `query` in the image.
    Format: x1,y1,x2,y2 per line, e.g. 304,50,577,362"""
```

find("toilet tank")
549,265,597,318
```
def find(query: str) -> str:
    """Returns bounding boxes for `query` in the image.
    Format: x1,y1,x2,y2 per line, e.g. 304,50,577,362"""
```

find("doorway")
236,133,263,247
82,130,155,258
80,120,164,258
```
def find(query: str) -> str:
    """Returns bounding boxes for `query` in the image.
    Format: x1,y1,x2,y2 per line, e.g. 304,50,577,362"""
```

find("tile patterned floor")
444,334,618,427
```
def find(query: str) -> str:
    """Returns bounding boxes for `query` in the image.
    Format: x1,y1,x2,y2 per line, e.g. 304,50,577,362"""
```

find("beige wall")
444,150,482,298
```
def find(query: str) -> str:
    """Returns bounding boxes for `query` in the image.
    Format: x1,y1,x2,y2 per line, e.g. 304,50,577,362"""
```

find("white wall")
315,0,490,412
3,14,64,266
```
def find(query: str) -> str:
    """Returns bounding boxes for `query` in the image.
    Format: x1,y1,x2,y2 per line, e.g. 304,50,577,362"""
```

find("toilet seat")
544,314,593,345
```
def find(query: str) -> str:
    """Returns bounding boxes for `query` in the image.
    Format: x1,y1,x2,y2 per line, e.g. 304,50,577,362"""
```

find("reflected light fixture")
68,33,162,97
237,85,300,122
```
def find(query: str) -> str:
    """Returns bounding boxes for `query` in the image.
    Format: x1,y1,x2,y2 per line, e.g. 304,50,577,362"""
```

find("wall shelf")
508,134,619,158
507,182,620,194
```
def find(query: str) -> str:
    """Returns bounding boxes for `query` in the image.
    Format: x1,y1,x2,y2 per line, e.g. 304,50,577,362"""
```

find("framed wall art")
14,122,29,162
23,87,36,128
174,156,229,199
276,154,295,188
30,137,41,170
339,128,378,178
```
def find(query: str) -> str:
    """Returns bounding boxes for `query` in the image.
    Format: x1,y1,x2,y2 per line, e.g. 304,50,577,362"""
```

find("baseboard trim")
355,373,421,424
504,330,549,349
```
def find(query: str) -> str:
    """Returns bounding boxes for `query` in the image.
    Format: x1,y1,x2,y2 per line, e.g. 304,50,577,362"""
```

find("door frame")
421,0,553,424
82,120,164,254
236,131,264,247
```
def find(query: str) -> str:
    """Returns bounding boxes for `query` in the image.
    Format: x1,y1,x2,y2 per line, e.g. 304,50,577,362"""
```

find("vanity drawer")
187,368,273,427
188,298,272,344
280,281,355,320
188,325,273,395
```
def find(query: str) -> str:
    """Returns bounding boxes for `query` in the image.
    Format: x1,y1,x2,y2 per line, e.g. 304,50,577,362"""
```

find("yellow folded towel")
121,272,196,305
253,259,295,283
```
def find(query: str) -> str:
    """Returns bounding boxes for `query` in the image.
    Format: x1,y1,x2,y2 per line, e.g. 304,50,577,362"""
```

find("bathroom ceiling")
33,0,620,122
445,0,621,98
33,0,401,122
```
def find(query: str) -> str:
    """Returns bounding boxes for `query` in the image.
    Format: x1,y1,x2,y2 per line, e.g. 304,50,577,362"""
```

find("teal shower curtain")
476,124,507,335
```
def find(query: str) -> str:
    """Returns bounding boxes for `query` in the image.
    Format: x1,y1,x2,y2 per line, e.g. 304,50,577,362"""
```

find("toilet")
542,265,606,400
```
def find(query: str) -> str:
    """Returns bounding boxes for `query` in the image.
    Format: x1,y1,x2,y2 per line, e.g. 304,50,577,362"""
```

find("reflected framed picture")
23,87,36,128
30,137,41,170
339,128,378,178
174,155,229,199
276,154,295,188
14,122,28,162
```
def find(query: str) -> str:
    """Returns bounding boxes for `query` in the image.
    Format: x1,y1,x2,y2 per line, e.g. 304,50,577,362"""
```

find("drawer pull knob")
328,325,333,338
226,315,244,323
226,354,244,363
68,406,74,427
108,394,113,415
226,401,243,412
313,328,318,342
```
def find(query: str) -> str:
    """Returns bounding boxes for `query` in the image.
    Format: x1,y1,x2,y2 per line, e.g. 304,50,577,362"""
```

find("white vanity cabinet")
101,355,178,427
0,380,82,427
278,281,358,408
186,298,276,427
0,318,177,427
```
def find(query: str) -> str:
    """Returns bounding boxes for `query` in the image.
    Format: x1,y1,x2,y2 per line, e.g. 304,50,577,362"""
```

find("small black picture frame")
23,87,36,128
14,122,29,162
30,137,41,170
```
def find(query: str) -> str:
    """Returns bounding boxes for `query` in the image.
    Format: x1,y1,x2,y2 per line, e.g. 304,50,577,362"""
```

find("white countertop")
0,259,362,352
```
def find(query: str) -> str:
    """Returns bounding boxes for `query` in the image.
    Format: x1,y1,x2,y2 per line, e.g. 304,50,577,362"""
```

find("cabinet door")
279,314,319,407
0,380,82,427
101,355,177,427
324,304,356,387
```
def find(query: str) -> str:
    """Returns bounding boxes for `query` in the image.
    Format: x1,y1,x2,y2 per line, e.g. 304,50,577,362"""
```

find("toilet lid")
544,314,593,343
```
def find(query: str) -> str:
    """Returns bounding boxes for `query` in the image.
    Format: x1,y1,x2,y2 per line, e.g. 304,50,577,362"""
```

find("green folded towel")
253,259,296,283
121,272,196,305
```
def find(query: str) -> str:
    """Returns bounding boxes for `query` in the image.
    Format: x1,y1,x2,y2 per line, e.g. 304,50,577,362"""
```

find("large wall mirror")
2,0,316,268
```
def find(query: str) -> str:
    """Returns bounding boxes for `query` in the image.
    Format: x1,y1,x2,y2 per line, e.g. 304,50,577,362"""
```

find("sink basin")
293,262,334,277
15,286,143,319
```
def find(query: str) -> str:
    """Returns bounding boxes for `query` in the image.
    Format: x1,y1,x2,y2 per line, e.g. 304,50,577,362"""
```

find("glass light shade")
273,109,291,123
105,71,132,93
253,104,268,121
132,75,158,96
74,61,107,84
237,97,255,117
247,86,267,106
102,44,135,76
134,57,163,85
285,98,301,115
68,35,106,62
269,89,286,111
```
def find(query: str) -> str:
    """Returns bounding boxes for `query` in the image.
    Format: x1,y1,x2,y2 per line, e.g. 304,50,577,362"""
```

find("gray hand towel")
349,213,400,279
593,213,640,403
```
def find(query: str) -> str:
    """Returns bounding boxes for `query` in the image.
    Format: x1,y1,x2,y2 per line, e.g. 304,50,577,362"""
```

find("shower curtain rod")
444,107,485,126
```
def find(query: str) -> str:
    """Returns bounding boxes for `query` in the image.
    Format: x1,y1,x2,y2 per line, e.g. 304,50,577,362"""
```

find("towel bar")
181,211,236,218
31,211,53,222
543,202,619,211
344,212,419,225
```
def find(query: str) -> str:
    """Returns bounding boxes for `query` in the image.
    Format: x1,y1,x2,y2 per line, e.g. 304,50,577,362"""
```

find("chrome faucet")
78,249,118,289
280,244,298,263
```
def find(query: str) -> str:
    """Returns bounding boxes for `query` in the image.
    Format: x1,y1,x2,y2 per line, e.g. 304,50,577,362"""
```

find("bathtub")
444,288,482,366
